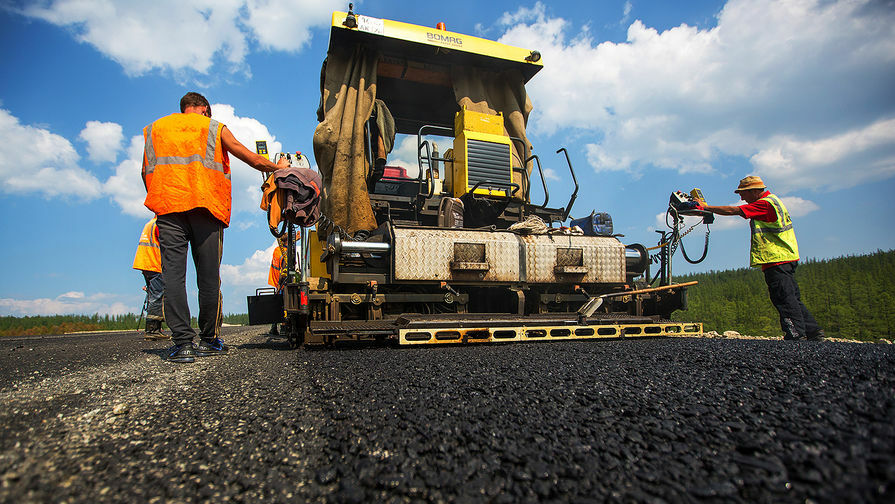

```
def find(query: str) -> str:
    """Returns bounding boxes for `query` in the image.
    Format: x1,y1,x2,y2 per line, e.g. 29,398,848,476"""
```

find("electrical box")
451,108,513,198
454,107,505,136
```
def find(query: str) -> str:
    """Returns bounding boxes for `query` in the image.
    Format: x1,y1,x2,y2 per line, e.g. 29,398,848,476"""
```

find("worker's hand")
275,156,290,169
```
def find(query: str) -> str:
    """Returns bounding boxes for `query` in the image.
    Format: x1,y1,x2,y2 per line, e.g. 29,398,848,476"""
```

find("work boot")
196,338,229,357
166,343,196,363
807,330,826,342
269,324,279,336
144,319,168,341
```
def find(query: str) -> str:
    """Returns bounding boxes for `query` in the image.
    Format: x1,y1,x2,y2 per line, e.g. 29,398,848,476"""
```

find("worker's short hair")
180,92,210,113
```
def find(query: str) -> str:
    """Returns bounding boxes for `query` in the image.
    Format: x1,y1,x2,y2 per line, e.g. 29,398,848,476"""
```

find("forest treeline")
2,251,892,340
673,249,895,341
0,313,249,337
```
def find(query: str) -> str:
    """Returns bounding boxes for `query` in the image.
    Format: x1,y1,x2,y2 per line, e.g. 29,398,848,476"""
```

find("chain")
670,219,704,256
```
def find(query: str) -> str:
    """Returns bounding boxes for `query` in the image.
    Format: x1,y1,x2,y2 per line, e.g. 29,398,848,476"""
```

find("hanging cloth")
312,44,380,234
260,167,322,231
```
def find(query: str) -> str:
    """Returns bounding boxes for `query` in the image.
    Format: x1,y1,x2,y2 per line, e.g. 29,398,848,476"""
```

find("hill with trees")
673,249,894,341
2,251,892,341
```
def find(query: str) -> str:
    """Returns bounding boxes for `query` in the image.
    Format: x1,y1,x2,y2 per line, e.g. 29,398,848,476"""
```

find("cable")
664,205,711,265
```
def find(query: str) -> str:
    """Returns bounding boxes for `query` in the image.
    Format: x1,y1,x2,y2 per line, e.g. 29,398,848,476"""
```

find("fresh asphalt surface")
1,326,893,503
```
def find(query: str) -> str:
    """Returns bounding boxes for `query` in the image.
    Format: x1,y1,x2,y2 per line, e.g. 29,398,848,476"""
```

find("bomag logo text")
427,32,463,47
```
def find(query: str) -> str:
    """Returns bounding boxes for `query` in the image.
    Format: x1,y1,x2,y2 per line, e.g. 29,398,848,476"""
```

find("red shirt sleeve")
739,192,777,222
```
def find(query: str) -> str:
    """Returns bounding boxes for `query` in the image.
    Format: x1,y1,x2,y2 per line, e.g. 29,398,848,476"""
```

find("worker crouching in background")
702,176,824,341
133,216,167,340
142,92,288,363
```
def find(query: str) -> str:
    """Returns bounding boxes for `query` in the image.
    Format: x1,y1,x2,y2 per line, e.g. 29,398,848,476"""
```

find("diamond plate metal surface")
393,228,521,281
393,228,624,283
521,235,625,283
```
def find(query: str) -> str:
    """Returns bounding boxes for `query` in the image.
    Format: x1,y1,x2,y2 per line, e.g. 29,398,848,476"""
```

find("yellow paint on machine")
399,322,704,345
330,11,544,68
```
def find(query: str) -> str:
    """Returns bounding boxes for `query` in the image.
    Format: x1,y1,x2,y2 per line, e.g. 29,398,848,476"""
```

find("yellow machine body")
451,108,513,198
307,229,329,279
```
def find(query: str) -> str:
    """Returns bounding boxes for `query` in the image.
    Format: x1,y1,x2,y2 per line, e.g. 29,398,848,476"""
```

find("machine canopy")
312,11,542,233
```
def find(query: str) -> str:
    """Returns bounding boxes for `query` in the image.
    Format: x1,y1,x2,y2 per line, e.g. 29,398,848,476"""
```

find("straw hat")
734,175,766,193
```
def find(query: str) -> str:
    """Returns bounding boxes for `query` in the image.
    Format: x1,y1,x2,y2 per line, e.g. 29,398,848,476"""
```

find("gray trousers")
142,271,165,321
156,209,223,346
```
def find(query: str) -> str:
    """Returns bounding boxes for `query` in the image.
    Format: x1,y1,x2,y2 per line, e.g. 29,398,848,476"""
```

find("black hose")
679,226,710,264
667,205,710,265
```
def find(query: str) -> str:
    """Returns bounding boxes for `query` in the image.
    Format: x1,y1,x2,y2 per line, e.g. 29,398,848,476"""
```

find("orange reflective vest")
143,113,231,226
268,246,282,288
133,217,161,273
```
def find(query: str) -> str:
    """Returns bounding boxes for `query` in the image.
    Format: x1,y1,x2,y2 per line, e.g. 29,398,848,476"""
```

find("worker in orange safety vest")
266,233,298,336
133,216,167,340
142,92,288,363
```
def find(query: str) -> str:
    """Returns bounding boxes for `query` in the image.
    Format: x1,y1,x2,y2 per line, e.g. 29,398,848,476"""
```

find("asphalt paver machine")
250,6,703,347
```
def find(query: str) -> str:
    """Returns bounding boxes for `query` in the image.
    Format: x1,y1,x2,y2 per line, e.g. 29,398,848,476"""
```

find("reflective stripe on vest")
750,196,793,235
143,114,232,226
144,119,229,179
749,193,799,267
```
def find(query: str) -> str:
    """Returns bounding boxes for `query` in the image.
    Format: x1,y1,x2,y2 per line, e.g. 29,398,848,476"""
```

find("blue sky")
1,0,893,317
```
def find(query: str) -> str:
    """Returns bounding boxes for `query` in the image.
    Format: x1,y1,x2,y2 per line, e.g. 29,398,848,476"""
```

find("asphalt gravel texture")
1,326,893,503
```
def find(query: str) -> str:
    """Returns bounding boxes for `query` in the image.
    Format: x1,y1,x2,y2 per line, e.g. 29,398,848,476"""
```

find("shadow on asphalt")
140,348,170,361
236,334,295,351
236,337,295,350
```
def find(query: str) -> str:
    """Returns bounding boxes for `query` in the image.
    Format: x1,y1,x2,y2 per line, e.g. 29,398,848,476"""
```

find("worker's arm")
702,204,745,217
221,126,289,173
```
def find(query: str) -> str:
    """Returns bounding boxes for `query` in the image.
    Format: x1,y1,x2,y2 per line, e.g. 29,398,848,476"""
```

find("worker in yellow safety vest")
702,176,824,341
133,216,167,340
142,92,288,363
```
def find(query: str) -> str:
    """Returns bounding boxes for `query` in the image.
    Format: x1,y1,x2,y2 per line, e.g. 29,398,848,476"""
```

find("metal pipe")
624,244,648,276
340,240,391,253
300,228,309,282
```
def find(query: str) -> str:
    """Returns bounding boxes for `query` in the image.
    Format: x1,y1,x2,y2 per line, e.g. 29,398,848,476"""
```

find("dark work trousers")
142,271,165,321
763,261,821,340
156,209,223,346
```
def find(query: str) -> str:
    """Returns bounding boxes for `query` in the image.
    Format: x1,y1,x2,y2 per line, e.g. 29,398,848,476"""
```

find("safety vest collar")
144,118,229,179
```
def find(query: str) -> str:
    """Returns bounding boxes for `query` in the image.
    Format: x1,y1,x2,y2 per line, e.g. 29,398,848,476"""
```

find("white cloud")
244,0,345,52
751,118,895,193
497,2,547,26
210,104,283,217
19,0,342,77
104,135,153,218
779,196,820,219
388,135,425,178
496,0,895,191
221,241,277,287
0,292,133,316
79,121,123,163
542,167,559,181
621,1,633,24
0,109,103,199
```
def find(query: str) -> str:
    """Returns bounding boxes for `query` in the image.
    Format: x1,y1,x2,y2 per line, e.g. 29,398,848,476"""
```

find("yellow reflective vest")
143,113,231,226
133,217,161,273
750,193,799,267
